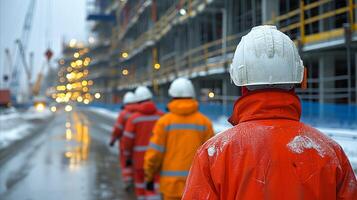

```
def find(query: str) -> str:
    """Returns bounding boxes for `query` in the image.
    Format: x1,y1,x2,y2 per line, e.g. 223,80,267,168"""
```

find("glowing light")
88,80,93,85
122,69,129,76
66,84,73,90
66,129,72,140
83,87,88,92
76,59,83,66
94,93,101,99
121,52,128,58
50,106,57,112
35,103,45,112
77,96,83,102
66,122,71,128
69,39,77,48
67,67,73,72
154,63,161,70
65,105,73,112
83,70,89,75
73,52,80,58
180,8,187,16
71,62,76,68
208,92,215,98
82,80,88,86
56,85,66,91
65,152,73,158
83,99,90,104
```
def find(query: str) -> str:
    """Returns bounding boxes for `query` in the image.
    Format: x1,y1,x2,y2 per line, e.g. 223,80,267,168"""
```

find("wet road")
0,109,135,200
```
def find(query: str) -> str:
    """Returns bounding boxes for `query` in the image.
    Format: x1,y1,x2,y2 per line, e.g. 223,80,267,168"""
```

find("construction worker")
122,86,163,200
144,77,214,200
109,91,138,190
183,25,357,199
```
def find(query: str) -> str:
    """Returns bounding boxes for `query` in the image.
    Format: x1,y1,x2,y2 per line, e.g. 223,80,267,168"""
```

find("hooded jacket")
144,99,214,198
110,104,138,144
122,101,163,170
183,90,357,200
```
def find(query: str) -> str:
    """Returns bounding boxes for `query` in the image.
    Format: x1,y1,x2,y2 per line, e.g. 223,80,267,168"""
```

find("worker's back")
183,91,357,200
145,98,214,198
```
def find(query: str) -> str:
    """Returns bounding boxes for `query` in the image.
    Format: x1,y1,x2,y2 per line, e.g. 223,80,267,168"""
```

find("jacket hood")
137,100,157,115
229,90,301,125
167,99,199,115
125,103,138,112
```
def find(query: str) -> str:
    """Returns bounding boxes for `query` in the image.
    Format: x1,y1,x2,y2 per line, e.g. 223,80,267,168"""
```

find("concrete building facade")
88,0,357,105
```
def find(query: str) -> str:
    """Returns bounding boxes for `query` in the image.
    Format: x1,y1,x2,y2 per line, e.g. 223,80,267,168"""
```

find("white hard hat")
123,92,137,105
135,86,153,102
168,77,195,98
230,25,304,87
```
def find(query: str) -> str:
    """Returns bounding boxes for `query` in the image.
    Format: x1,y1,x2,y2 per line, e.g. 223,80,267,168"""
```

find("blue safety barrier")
84,101,357,129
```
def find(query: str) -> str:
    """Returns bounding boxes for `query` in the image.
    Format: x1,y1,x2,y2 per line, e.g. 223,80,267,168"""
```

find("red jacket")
183,90,357,200
110,104,138,144
122,101,163,169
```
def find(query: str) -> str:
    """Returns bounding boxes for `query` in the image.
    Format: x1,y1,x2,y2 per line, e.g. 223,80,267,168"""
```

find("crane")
10,0,37,102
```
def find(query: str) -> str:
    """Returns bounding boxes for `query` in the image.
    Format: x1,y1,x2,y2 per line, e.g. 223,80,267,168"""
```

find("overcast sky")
0,0,87,90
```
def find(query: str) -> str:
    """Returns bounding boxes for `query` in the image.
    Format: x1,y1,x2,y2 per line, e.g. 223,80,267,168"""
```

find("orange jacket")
122,101,163,170
183,90,357,200
144,99,214,198
110,104,138,144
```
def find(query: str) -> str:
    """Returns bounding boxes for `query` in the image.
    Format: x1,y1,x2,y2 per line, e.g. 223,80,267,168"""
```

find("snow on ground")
0,107,53,150
87,107,118,119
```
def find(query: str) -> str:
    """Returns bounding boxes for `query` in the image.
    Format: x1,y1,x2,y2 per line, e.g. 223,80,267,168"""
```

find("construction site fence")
87,100,357,129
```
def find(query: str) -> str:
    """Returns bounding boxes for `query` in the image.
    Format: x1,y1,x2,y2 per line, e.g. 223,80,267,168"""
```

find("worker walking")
109,91,138,190
182,25,357,199
144,78,214,200
122,86,163,200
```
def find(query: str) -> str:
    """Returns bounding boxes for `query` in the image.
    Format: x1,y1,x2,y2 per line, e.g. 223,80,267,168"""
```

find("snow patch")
287,135,325,157
207,146,216,157
87,107,118,119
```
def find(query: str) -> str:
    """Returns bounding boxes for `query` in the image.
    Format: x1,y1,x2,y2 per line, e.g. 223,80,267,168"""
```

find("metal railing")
116,0,356,102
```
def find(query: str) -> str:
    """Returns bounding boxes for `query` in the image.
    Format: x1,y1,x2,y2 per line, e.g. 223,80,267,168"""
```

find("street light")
122,69,129,76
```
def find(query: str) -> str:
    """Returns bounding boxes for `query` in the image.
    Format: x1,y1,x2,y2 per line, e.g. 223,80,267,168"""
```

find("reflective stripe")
161,170,189,177
165,124,207,131
123,131,134,138
146,195,161,200
134,146,148,152
122,168,133,173
149,142,165,153
132,115,161,124
135,183,145,188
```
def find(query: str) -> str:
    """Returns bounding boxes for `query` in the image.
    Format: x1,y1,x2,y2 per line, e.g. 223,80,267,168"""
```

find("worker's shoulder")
297,122,344,153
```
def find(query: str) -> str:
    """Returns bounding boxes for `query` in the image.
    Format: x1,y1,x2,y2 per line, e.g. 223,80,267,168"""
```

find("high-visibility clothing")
134,169,161,200
111,103,138,183
122,100,163,199
183,90,357,200
144,99,214,198
111,104,138,143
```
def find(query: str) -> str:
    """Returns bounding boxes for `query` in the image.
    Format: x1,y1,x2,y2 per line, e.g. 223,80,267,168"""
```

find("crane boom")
10,0,37,101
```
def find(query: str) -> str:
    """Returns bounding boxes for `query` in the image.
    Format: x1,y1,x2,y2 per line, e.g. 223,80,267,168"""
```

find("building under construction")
87,0,357,105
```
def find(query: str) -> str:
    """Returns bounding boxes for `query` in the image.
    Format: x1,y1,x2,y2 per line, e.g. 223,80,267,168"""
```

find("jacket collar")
168,99,199,115
125,103,138,112
137,100,157,115
229,90,301,126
